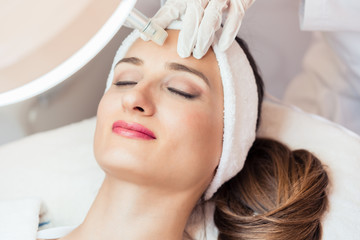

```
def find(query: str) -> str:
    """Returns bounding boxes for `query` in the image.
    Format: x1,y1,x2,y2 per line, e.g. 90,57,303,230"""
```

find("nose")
121,84,156,116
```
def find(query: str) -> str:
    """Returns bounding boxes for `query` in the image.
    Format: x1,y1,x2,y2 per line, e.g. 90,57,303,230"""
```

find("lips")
112,120,156,140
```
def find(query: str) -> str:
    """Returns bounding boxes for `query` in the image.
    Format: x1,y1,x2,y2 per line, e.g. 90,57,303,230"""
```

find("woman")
38,28,328,240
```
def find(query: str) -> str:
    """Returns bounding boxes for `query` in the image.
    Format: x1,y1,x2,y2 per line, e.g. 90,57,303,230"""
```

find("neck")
63,175,199,240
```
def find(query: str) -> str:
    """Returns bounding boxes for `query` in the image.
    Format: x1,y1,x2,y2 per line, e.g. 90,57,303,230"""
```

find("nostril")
135,106,144,112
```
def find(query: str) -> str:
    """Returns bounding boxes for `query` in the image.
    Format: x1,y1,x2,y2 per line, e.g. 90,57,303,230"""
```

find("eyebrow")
116,57,143,66
166,62,210,87
115,57,210,87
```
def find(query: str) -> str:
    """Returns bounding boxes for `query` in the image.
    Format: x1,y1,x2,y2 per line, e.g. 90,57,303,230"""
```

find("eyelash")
167,87,197,99
113,81,196,99
113,81,137,86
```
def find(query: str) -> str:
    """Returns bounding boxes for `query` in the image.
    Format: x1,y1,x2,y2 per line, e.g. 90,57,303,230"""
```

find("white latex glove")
151,0,255,59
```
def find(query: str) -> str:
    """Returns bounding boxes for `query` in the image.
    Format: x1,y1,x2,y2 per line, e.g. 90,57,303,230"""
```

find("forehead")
123,30,221,87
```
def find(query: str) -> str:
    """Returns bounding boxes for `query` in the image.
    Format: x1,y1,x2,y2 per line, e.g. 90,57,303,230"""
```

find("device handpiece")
126,8,168,46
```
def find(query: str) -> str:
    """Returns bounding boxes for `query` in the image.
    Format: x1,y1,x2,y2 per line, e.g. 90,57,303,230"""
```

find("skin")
56,30,223,240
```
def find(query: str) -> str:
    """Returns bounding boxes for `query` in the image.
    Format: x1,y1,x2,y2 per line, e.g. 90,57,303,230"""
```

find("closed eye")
113,81,137,86
167,87,197,99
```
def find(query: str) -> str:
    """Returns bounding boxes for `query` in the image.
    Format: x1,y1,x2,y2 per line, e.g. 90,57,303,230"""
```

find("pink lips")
112,120,156,140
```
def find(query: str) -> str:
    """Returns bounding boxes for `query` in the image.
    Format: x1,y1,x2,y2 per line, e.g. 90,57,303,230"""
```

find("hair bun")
214,138,329,240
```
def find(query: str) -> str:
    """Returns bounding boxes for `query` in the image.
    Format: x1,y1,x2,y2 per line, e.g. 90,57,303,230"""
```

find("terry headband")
105,22,258,201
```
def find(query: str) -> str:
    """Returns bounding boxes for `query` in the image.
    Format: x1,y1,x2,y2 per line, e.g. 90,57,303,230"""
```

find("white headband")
105,22,258,201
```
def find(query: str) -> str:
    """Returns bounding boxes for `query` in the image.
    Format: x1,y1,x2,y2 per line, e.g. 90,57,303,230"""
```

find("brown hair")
212,37,329,240
213,138,329,240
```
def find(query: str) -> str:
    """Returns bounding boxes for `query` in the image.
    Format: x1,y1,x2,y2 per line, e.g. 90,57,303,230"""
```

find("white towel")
0,198,43,240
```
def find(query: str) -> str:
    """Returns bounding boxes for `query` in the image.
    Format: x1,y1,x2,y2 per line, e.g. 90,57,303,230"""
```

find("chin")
96,146,149,178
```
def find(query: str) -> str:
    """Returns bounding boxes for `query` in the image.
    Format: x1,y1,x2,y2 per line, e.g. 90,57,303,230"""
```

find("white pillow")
0,99,359,239
0,117,103,227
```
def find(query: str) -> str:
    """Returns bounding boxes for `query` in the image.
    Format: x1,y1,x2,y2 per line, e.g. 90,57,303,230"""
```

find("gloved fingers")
218,0,244,51
193,0,228,59
218,0,256,50
151,0,187,29
177,0,207,58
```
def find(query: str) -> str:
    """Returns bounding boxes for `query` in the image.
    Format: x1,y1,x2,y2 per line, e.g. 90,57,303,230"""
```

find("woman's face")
94,30,223,195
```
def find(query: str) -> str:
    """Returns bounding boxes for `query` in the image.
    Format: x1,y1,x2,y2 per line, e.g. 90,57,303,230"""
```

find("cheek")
186,110,222,143
164,103,224,171
195,109,223,162
93,94,117,160
96,93,115,118
166,105,221,140
93,97,106,159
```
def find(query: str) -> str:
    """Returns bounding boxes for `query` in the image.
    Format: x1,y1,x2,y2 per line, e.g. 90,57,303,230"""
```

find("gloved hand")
151,0,255,59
